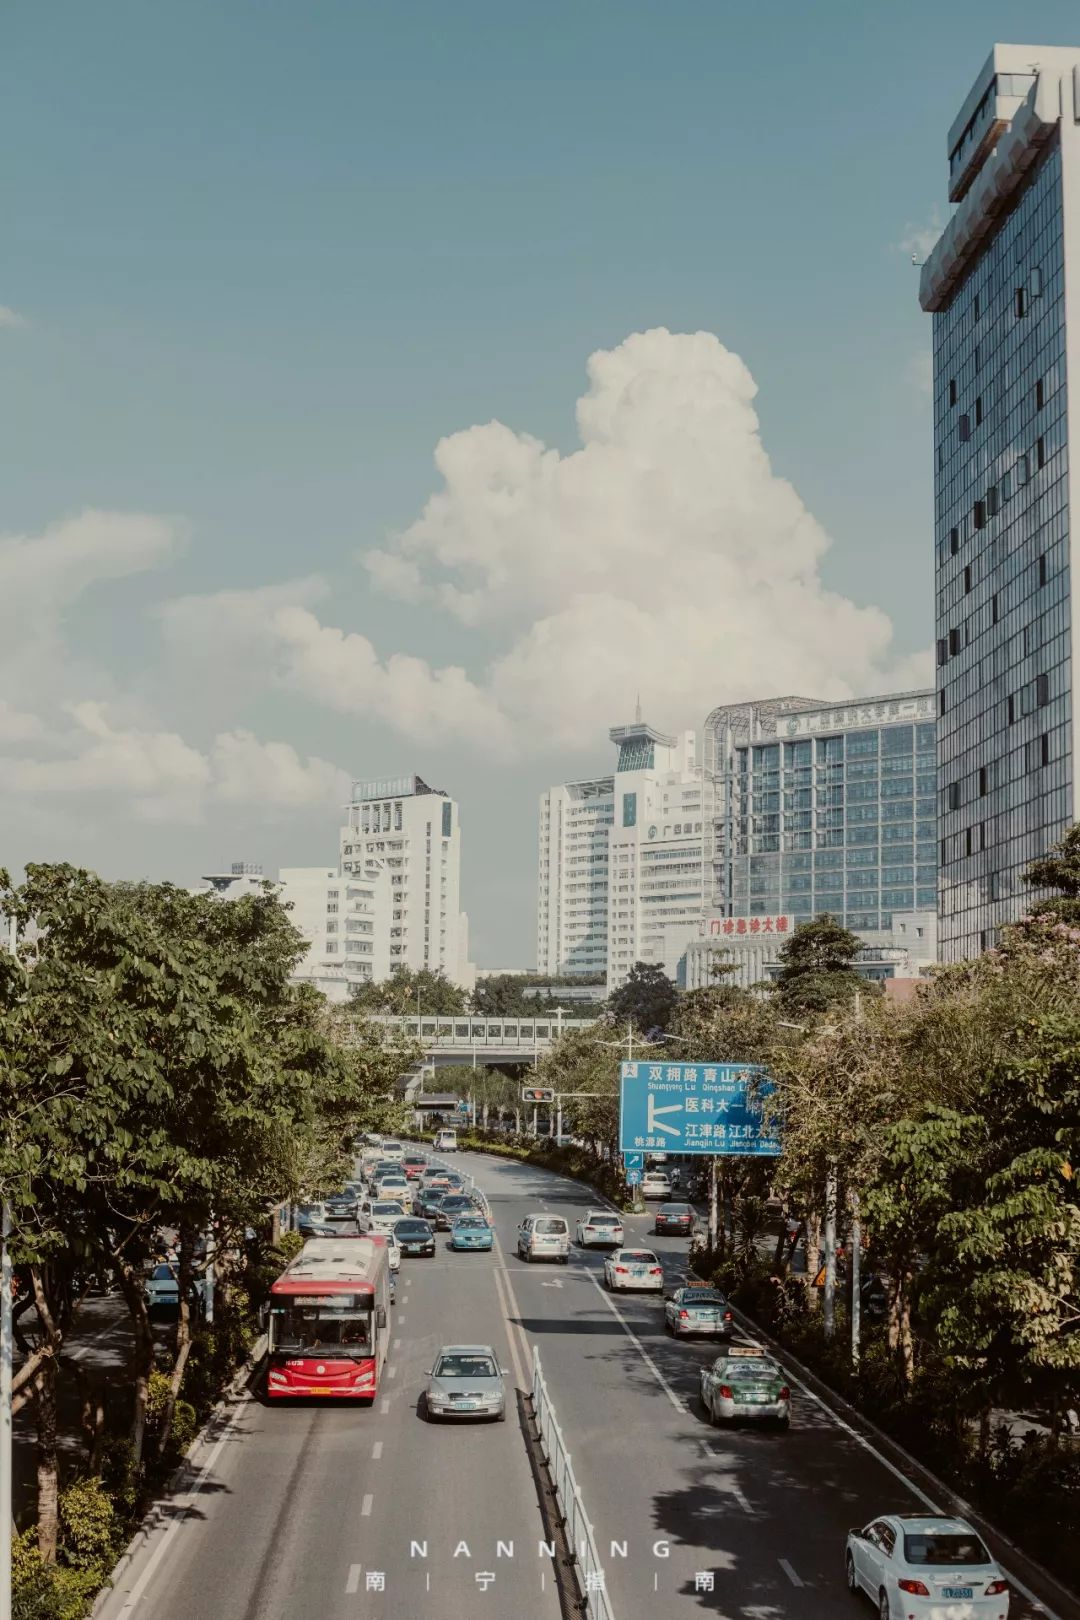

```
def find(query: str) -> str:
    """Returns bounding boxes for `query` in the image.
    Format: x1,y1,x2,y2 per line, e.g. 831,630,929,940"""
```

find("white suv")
641,1172,672,1200
517,1215,570,1263
575,1211,624,1248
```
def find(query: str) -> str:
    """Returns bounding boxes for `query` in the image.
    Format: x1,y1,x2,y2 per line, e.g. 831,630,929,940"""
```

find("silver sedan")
423,1345,507,1422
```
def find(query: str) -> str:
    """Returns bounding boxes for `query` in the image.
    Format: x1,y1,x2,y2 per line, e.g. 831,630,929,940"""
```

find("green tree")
608,961,677,1033
769,914,871,1017
348,965,468,1016
472,974,555,1018
1022,822,1080,926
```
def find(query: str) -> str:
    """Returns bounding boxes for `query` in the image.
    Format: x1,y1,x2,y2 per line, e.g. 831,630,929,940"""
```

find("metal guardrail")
531,1347,615,1620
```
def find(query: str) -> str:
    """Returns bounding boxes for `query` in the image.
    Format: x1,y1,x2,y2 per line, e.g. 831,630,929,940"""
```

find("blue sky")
4,1,1076,964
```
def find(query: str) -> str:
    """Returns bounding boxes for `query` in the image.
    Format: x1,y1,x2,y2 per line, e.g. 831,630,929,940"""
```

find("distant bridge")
363,1013,597,1064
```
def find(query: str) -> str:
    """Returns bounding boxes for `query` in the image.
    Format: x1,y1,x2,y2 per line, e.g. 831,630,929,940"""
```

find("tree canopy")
769,913,873,1017
607,961,677,1033
347,964,468,1015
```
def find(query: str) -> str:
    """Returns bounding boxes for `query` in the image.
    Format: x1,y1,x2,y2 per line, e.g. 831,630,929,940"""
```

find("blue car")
450,1215,494,1252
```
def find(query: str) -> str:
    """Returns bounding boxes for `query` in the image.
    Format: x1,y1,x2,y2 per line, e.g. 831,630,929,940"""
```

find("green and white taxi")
699,1345,791,1428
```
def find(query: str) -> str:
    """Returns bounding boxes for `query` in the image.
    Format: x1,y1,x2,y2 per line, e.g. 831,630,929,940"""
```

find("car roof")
436,1343,497,1355
892,1516,976,1534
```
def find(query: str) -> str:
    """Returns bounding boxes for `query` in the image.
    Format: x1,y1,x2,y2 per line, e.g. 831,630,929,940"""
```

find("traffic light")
521,1086,555,1103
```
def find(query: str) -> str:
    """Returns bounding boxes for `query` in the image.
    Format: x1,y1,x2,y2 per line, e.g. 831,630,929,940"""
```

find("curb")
89,1333,268,1618
688,1275,1080,1620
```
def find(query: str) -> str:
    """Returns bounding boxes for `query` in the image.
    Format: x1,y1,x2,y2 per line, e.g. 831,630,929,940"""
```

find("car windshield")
623,1251,657,1264
453,1216,486,1228
404,1157,426,1167
588,1214,619,1225
903,1533,991,1566
150,1265,175,1281
681,1290,724,1304
372,1203,400,1215
434,1354,497,1379
423,1190,445,1203
395,1221,429,1235
661,1204,691,1215
723,1358,776,1377
441,1196,472,1208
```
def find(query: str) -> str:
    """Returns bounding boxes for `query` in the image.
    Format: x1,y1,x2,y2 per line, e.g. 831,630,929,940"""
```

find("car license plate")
632,1266,647,1277
455,1401,476,1411
941,1589,973,1601
312,1386,331,1394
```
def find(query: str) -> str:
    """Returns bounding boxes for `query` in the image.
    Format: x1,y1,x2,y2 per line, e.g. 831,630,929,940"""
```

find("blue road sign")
623,1151,644,1170
619,1061,780,1157
626,1168,642,1186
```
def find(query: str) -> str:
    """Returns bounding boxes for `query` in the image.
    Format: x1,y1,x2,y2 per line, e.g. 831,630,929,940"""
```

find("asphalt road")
96,1149,1052,1620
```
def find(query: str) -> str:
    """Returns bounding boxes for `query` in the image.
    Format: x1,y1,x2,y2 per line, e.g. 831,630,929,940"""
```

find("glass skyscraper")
921,46,1079,960
702,692,937,930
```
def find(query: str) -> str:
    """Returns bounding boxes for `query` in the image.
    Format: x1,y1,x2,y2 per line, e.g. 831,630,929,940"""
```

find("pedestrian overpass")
363,1012,596,1065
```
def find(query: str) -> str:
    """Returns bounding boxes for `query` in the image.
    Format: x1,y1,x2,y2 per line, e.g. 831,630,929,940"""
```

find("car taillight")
615,1266,628,1274
778,1386,790,1400
718,1384,733,1399
679,1310,690,1319
650,1267,662,1275
897,1579,930,1596
723,1310,733,1321
985,1580,1008,1596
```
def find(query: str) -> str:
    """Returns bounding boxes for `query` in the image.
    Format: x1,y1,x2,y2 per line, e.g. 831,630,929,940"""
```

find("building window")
1017,453,1030,487
973,499,986,530
963,564,972,593
948,626,960,656
978,766,987,797
1042,732,1050,766
965,827,972,856
1037,673,1049,707
949,377,957,406
948,782,960,811
936,638,947,667
974,292,980,320
1031,265,1043,297
1007,693,1015,725
992,593,999,624
1037,435,1046,469
1038,553,1047,587
1015,286,1027,318
938,688,946,716
1001,469,1012,503
959,414,971,442
1036,378,1045,411
949,526,959,555
985,484,998,517
974,395,982,426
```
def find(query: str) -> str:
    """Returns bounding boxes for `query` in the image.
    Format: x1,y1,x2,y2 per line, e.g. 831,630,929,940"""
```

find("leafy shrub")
58,1478,118,1571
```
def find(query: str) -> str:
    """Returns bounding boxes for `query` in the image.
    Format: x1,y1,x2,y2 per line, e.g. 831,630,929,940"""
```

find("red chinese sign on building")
702,915,790,938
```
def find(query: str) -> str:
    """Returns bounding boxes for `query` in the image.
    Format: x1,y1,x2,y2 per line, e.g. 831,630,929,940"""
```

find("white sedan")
360,1201,407,1236
603,1249,664,1292
575,1210,624,1248
846,1514,1010,1618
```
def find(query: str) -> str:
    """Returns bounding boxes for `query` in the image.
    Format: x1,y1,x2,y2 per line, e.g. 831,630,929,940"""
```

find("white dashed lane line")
361,1494,374,1517
371,1441,383,1460
779,1559,803,1587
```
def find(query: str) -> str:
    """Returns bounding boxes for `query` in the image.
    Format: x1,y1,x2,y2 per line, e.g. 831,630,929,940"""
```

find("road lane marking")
380,1398,390,1413
388,1364,397,1378
584,1272,687,1413
393,1338,402,1349
541,1280,563,1289
490,1234,532,1390
113,1389,254,1617
361,1494,374,1517
371,1441,383,1460
779,1559,802,1587
346,1564,362,1593
397,1315,406,1323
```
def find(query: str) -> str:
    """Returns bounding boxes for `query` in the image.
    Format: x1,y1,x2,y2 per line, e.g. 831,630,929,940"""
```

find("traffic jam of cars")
267,1136,1016,1613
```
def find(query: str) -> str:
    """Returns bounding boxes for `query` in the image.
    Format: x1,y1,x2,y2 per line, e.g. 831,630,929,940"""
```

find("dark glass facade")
933,135,1072,959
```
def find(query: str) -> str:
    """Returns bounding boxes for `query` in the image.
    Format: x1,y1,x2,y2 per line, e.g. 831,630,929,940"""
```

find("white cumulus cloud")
0,701,44,744
1,702,351,824
153,328,929,756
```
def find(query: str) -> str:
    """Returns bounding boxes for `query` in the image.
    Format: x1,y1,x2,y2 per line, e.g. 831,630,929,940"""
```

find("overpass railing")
366,1014,596,1049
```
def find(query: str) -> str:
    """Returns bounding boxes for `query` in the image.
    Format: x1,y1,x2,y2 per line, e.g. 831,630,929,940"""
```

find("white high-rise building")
340,774,473,988
537,714,705,992
278,864,391,995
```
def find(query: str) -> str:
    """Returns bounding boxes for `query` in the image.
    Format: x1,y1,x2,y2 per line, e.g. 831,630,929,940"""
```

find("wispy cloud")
896,210,944,262
0,305,27,330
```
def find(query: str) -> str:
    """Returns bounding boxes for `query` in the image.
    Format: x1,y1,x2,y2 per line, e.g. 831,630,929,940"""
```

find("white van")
517,1214,570,1264
434,1128,458,1153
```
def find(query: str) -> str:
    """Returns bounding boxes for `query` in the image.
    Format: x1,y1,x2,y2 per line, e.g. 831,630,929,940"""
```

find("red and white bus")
266,1235,391,1400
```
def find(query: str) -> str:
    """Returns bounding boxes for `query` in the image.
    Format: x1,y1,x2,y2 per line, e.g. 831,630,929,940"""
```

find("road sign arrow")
647,1095,683,1137
541,1280,564,1288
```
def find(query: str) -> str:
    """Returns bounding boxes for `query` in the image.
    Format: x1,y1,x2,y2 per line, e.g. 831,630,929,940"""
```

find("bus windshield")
269,1294,373,1357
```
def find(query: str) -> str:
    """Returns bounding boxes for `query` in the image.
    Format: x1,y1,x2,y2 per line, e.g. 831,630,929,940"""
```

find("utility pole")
204,1207,215,1326
823,1165,837,1340
708,1157,719,1251
850,1190,861,1367
1,1199,12,1620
